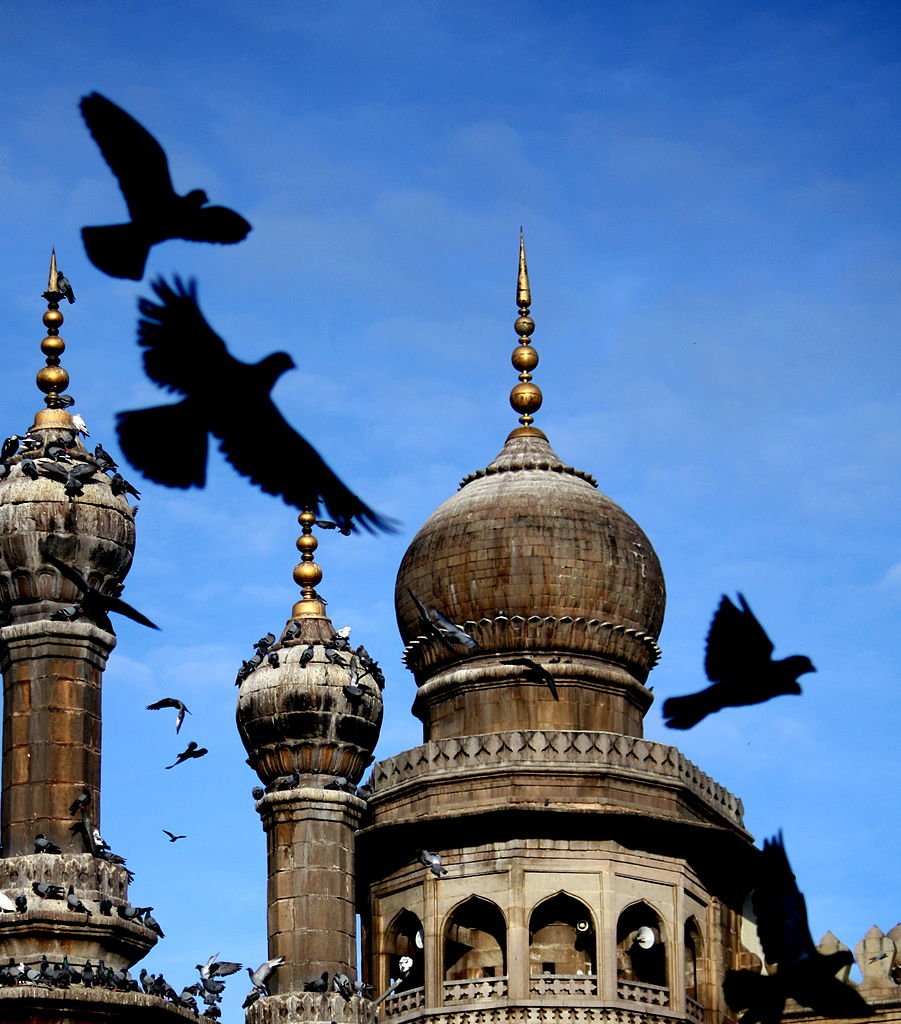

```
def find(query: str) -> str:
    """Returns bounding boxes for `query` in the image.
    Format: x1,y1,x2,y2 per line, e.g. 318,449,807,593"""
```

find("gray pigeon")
417,849,448,877
247,955,285,995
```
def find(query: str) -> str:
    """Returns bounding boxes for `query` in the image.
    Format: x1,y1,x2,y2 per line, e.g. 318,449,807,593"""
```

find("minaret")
237,511,383,1021
0,258,193,1021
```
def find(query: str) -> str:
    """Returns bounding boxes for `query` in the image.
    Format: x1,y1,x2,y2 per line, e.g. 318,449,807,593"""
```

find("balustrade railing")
529,974,599,997
383,985,425,1017
616,979,670,1007
443,976,509,1003
686,995,704,1021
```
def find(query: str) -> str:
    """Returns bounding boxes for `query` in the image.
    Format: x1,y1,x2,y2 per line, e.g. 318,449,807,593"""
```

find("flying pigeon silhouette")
724,833,873,1024
165,741,208,769
662,594,815,729
502,657,559,700
79,92,251,280
116,277,394,533
146,697,191,733
47,555,158,631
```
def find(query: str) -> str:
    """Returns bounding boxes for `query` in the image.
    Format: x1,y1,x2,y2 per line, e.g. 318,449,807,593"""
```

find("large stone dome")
395,428,665,685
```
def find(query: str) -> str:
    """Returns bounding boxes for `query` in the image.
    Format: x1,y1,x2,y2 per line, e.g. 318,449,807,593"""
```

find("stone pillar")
0,619,113,856
260,787,365,995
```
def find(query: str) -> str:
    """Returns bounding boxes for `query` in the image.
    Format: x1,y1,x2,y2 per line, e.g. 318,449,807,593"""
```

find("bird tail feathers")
82,224,151,281
661,693,708,730
116,400,208,489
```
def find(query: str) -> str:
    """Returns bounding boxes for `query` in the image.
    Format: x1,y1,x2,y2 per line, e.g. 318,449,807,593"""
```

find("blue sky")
1,2,899,1019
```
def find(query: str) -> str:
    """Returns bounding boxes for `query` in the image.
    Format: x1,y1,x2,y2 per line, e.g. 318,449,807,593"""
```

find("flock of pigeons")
0,945,286,1018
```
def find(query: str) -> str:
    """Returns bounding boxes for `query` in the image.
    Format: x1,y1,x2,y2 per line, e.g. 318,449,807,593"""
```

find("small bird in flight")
724,833,873,1024
116,277,394,533
502,657,559,700
165,741,208,769
662,594,815,729
146,697,191,733
162,830,187,843
79,92,251,280
408,590,480,651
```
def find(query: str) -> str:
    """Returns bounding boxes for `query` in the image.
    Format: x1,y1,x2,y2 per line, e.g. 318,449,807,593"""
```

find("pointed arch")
616,900,668,988
528,891,597,976
684,916,704,1002
384,908,425,992
443,895,507,982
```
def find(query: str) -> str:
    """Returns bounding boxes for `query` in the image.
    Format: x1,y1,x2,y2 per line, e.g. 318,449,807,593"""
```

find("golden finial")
33,251,76,428
292,510,328,619
508,231,544,437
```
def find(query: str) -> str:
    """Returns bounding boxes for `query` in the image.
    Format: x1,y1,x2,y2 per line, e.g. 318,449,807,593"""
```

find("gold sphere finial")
509,231,543,434
37,250,73,411
292,509,330,618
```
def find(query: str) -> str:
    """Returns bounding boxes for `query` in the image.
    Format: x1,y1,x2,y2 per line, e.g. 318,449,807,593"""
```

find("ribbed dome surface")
395,431,665,681
0,412,136,619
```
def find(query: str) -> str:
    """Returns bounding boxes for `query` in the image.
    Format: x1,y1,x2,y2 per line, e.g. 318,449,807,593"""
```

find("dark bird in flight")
146,697,191,733
408,589,480,651
162,830,187,843
662,594,815,730
198,955,242,981
116,277,394,532
79,92,251,280
165,741,208,769
724,833,873,1024
47,555,159,631
502,657,559,700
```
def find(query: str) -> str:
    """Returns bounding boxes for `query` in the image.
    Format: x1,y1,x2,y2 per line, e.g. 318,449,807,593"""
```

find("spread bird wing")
704,593,774,683
146,698,183,711
752,833,816,968
80,93,176,219
136,277,231,395
40,462,70,483
177,205,252,244
214,397,394,533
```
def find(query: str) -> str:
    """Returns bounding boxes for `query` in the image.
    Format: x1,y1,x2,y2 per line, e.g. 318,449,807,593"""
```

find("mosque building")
0,245,898,1024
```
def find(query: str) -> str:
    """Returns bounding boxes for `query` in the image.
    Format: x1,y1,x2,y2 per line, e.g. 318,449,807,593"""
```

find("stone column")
260,787,365,995
0,619,114,856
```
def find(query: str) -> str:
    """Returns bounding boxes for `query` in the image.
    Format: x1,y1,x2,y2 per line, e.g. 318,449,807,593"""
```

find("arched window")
616,902,667,988
443,896,506,981
384,909,425,992
684,918,703,1002
529,893,596,976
